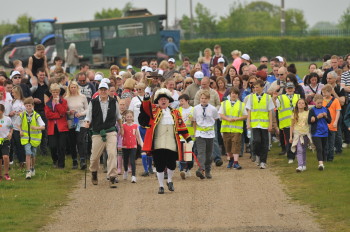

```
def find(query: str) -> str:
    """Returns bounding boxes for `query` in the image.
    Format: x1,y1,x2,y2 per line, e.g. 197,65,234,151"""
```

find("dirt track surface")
42,156,322,232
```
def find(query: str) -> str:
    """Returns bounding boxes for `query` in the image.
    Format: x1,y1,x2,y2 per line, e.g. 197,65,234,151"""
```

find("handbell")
146,77,153,86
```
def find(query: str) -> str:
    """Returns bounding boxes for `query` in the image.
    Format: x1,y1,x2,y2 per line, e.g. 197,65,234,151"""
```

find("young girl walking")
308,94,331,171
122,110,143,183
289,99,313,172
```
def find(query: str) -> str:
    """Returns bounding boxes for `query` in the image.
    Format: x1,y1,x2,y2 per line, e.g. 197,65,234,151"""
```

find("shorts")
24,143,37,157
222,132,242,154
0,140,10,158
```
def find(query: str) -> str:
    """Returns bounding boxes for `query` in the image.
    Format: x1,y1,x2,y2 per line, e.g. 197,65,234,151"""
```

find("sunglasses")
186,82,193,84
277,74,284,76
78,79,86,82
261,60,268,63
13,76,21,79
176,81,183,84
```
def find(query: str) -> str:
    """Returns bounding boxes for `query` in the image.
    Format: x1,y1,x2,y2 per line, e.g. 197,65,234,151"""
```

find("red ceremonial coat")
141,99,191,160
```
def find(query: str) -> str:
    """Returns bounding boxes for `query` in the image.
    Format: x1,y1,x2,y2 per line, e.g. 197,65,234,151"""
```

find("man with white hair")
327,71,346,154
183,71,203,106
85,82,123,188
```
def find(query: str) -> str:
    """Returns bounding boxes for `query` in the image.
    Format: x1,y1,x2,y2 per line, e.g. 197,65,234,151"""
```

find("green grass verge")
269,145,350,232
0,155,83,232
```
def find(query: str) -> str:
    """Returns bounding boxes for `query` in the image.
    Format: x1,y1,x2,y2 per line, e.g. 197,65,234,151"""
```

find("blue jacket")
308,106,331,137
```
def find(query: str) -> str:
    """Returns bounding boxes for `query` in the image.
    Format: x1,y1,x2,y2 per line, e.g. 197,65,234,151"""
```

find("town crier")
140,88,192,194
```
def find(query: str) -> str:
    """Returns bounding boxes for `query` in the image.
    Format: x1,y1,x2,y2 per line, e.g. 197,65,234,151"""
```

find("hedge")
180,37,350,62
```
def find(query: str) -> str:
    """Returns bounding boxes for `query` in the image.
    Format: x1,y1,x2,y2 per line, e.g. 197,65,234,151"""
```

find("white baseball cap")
10,71,21,79
141,66,148,72
218,57,225,63
168,58,175,63
101,78,110,84
241,54,250,60
98,82,109,89
194,71,204,80
145,67,153,72
94,74,103,81
276,56,284,62
126,65,133,69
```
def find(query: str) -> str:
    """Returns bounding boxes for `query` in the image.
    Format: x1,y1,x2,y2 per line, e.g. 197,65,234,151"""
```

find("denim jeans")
326,130,336,161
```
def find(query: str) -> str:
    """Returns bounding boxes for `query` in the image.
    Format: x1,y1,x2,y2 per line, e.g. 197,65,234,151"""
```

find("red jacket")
141,98,191,160
45,97,69,135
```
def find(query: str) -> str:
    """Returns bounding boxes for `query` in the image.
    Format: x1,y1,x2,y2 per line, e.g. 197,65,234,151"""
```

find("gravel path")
42,155,322,232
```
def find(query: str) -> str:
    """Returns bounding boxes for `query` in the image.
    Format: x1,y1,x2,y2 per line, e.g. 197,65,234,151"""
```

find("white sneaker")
318,164,324,171
260,162,266,169
185,170,192,177
9,161,14,165
302,166,307,171
288,159,294,164
31,169,35,176
296,166,303,172
255,156,260,166
123,171,128,180
26,171,31,179
342,143,348,148
131,176,136,183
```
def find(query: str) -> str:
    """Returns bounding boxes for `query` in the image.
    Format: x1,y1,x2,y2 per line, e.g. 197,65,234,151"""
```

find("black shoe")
91,171,98,185
205,171,212,179
167,182,175,191
215,159,223,166
109,177,118,188
158,187,165,194
196,170,205,179
141,171,149,177
279,151,286,155
80,162,87,170
149,168,154,174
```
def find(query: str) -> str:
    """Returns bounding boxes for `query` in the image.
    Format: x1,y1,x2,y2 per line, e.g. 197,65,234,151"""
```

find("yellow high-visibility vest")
220,100,245,133
20,111,42,147
179,106,195,138
277,94,300,129
250,94,271,129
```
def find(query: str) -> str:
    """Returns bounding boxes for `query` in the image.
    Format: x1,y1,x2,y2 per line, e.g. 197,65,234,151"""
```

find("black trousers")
49,125,68,168
312,137,327,162
283,128,295,160
10,130,25,163
252,128,269,163
68,127,87,163
152,149,177,172
122,148,136,176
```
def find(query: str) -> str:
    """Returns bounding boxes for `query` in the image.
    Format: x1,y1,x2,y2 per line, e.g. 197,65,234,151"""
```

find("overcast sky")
1,0,349,28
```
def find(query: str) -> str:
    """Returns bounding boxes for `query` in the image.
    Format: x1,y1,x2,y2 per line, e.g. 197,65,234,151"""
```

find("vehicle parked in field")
0,19,56,67
55,14,179,68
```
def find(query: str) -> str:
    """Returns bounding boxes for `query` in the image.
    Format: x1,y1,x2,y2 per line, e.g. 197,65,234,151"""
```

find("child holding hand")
122,110,143,183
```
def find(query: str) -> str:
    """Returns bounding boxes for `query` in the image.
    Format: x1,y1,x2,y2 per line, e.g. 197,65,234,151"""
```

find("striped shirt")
341,70,350,100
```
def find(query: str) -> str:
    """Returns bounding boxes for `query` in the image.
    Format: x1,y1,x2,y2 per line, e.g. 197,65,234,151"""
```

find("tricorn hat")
154,88,174,104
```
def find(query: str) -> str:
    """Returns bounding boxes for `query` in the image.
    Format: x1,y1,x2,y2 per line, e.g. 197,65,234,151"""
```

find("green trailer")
55,14,167,68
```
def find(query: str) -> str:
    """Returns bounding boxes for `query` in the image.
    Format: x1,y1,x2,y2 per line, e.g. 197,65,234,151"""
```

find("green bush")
180,37,350,61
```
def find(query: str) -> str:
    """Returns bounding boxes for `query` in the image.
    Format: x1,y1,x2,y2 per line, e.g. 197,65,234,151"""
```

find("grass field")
0,156,83,232
269,145,350,232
